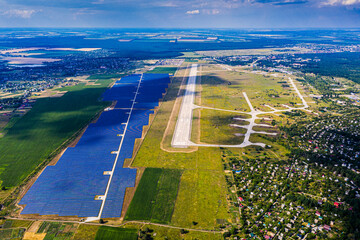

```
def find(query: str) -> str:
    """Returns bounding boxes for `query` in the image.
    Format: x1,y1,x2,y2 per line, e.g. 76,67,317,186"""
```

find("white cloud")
203,9,220,14
186,9,200,14
3,9,37,18
323,0,360,5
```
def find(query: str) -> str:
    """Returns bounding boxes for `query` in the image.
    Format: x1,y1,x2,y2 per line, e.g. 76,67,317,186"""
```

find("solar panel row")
19,73,170,218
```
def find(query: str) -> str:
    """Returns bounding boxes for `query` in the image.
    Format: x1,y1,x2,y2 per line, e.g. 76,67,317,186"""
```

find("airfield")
172,63,309,149
12,59,316,239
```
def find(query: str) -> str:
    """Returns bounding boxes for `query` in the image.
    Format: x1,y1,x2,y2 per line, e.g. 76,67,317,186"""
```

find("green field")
147,67,178,75
200,70,301,112
197,109,247,145
95,226,137,240
73,225,99,240
37,221,78,240
87,73,125,80
0,80,112,187
125,168,182,224
0,228,25,240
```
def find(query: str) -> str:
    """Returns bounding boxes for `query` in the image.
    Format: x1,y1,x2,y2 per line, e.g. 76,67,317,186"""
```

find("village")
222,148,359,239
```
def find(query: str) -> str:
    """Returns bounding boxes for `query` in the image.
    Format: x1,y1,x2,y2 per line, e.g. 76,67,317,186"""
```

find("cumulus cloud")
3,9,38,18
186,9,200,14
323,0,360,5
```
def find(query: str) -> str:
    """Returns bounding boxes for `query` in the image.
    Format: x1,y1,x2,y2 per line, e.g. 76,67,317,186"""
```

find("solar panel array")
19,74,171,218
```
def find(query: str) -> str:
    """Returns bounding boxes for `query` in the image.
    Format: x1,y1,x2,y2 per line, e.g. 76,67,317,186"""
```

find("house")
323,225,331,231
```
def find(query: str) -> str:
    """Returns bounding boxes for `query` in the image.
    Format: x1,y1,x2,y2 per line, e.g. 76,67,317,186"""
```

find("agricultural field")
0,228,25,240
72,225,99,240
95,226,137,240
0,219,32,240
36,221,78,240
125,168,182,224
0,79,112,187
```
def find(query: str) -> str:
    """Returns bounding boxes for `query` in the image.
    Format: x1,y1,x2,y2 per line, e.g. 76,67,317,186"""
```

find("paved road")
171,64,198,148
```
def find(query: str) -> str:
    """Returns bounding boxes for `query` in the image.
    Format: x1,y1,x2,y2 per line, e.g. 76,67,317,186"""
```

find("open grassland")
73,225,99,240
147,67,178,75
200,70,302,111
0,79,112,187
132,64,231,229
95,226,137,240
125,168,182,224
199,72,249,112
197,109,247,145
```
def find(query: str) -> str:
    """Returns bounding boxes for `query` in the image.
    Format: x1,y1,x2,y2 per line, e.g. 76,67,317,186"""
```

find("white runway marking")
171,64,198,148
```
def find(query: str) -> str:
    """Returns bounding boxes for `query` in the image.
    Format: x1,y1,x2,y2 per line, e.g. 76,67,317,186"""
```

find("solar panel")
19,74,171,218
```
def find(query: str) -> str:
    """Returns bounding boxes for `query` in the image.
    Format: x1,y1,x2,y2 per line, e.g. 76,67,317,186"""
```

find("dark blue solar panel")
20,73,171,218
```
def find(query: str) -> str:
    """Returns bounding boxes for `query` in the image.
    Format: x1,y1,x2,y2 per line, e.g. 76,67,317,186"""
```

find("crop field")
73,225,99,240
147,67,178,75
37,221,78,240
0,79,112,187
125,168,182,224
2,220,33,229
0,228,25,240
95,226,137,240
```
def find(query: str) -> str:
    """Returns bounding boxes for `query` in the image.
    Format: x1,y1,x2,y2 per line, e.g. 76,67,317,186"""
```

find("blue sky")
0,0,360,28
